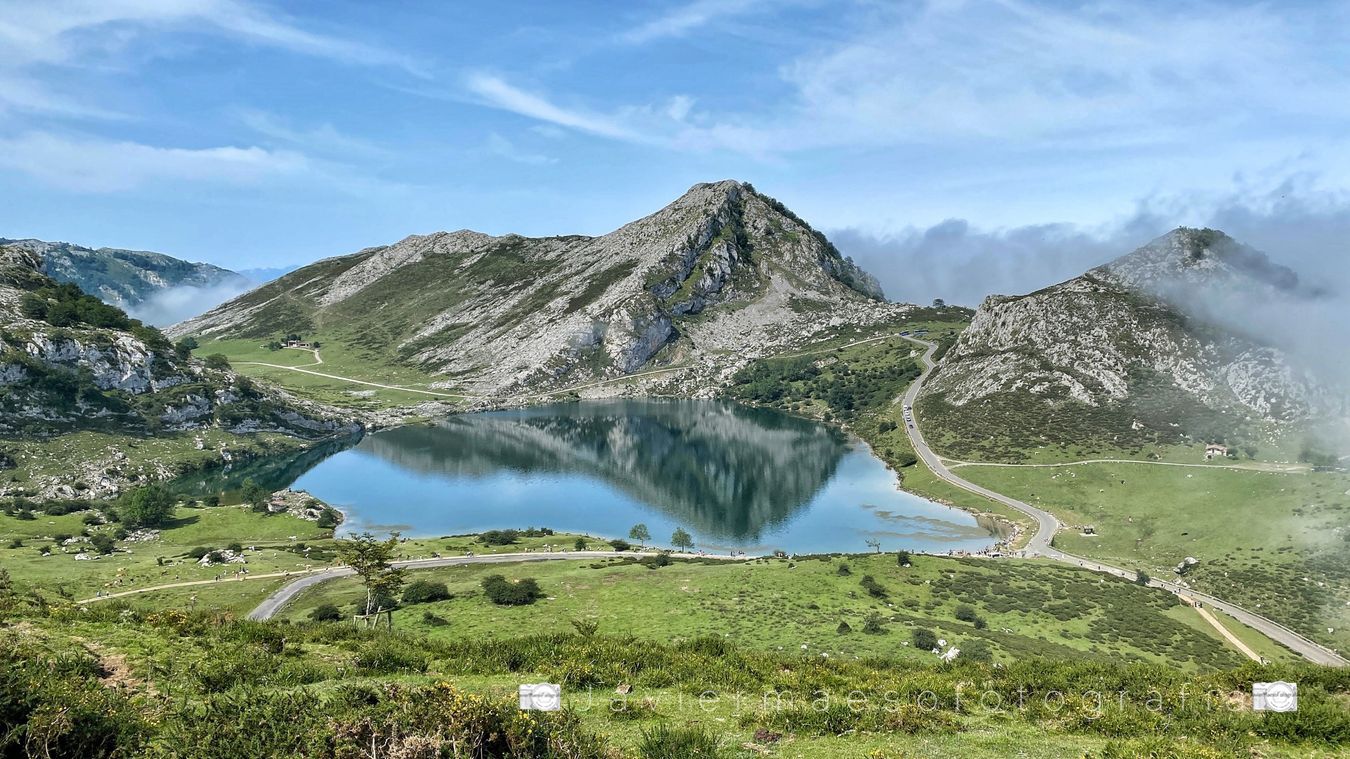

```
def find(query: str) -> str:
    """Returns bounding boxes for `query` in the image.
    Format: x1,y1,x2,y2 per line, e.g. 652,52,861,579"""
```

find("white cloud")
485,133,557,166
0,131,308,192
129,279,254,326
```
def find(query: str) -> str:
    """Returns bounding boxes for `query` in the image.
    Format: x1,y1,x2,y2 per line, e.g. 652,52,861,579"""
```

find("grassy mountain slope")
170,181,904,397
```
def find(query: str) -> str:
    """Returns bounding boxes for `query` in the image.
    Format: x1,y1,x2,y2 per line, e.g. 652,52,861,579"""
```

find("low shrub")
862,612,886,634
308,604,342,622
353,640,429,674
860,574,888,599
639,723,723,758
913,628,938,651
402,579,451,604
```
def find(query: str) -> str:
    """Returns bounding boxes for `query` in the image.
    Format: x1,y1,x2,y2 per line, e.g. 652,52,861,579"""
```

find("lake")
183,399,998,555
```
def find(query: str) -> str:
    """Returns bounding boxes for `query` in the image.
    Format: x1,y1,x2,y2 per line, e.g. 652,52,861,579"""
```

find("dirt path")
75,568,329,604
237,332,908,405
1187,600,1263,662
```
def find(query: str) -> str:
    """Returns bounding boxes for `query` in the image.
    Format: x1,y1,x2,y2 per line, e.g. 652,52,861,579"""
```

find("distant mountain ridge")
919,228,1339,460
171,180,905,395
0,237,248,317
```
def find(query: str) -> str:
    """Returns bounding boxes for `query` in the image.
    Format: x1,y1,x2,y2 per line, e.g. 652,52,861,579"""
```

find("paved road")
248,550,738,620
899,336,1347,667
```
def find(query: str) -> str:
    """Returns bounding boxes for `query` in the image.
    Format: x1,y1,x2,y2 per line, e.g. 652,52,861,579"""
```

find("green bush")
308,604,342,622
402,579,451,604
912,628,938,651
481,575,543,605
88,533,115,555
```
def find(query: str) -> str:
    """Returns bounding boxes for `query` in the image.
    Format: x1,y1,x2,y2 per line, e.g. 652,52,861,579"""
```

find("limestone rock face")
171,180,900,395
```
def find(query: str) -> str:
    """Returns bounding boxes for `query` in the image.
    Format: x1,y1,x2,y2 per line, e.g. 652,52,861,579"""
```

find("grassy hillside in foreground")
0,491,1286,670
2,599,1347,758
279,552,1284,670
956,462,1350,653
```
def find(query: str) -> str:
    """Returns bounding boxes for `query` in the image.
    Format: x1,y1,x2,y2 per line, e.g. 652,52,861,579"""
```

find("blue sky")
2,0,1350,304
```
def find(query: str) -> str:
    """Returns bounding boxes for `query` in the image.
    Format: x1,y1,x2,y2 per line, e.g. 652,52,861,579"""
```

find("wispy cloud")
0,0,424,120
464,72,652,143
620,0,765,44
236,108,388,158
472,0,1350,157
0,131,308,192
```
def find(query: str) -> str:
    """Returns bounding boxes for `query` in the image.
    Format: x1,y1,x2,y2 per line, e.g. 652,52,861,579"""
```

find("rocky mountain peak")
170,180,901,395
1093,226,1302,297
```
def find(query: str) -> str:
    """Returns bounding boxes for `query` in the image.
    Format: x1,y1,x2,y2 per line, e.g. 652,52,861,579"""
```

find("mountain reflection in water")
359,399,848,540
183,399,996,554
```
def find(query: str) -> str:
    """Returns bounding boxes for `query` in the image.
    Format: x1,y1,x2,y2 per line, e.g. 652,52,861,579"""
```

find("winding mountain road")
899,336,1346,667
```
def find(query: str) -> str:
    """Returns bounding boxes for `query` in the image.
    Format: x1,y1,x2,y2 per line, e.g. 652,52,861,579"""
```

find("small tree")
629,523,651,546
896,550,912,567
173,337,198,360
670,528,694,552
203,354,231,370
1135,569,1151,586
573,537,587,551
89,533,115,555
119,484,174,528
337,533,407,617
